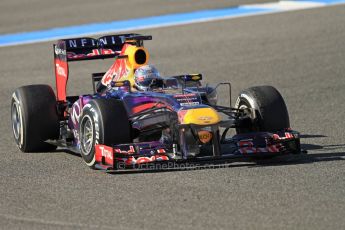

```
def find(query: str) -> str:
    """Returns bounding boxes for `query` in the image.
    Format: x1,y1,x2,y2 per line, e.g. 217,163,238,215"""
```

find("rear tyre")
235,85,290,133
11,85,59,152
79,99,132,168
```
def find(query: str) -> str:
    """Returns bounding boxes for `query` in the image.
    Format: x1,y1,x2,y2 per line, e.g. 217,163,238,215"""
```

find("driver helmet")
134,65,162,91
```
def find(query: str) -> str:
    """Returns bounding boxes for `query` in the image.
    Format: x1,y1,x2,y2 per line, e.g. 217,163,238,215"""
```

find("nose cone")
178,107,220,125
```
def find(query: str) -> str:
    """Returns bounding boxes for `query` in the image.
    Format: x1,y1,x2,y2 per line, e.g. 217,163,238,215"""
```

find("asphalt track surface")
0,0,272,34
1,2,345,230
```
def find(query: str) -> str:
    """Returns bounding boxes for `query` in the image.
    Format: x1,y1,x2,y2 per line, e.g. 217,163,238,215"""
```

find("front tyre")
79,99,132,168
235,85,290,133
11,85,59,152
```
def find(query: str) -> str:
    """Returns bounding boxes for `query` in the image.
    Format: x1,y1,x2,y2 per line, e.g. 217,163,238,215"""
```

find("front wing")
94,130,301,171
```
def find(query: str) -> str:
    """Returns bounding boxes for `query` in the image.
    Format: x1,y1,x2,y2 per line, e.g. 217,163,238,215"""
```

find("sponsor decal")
174,93,200,107
67,38,97,48
98,36,126,46
114,145,136,155
198,130,212,144
54,46,66,55
66,36,125,49
285,132,294,139
95,144,114,166
272,132,294,140
99,145,113,160
174,93,196,98
71,101,81,126
87,106,99,145
68,40,77,48
55,63,67,77
180,102,200,106
54,56,68,101
101,54,129,85
156,149,166,154
73,129,79,141
198,116,213,121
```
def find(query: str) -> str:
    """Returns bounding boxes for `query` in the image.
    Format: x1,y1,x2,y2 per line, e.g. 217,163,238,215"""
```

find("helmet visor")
138,77,163,88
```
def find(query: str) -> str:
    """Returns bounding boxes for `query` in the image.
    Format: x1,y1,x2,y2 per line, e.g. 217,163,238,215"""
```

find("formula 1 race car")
11,33,301,171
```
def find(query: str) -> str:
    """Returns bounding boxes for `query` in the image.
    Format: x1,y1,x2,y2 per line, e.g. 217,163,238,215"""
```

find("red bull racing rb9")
11,34,301,172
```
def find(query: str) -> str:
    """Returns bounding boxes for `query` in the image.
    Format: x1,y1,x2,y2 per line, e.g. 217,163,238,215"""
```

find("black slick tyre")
79,99,131,168
235,85,290,133
11,85,59,152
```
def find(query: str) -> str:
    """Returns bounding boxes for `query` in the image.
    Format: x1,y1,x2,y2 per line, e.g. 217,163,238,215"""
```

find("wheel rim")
237,101,257,133
11,102,21,141
80,115,94,155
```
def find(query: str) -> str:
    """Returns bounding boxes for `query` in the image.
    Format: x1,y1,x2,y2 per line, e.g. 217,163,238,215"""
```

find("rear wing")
54,33,152,101
54,33,152,62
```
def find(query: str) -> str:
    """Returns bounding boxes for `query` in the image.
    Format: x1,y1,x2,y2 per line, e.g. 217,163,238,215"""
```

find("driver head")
134,65,162,91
